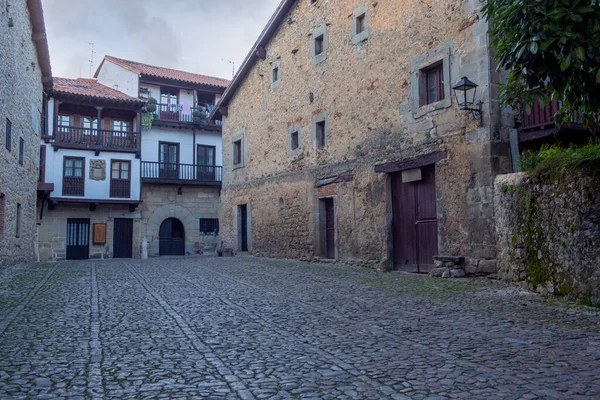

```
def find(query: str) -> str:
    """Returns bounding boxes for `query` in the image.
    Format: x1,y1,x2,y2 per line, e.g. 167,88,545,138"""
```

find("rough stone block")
450,268,466,278
478,259,497,274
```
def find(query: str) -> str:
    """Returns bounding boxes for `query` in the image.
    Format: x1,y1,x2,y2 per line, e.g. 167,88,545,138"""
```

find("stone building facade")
214,0,514,272
0,0,51,267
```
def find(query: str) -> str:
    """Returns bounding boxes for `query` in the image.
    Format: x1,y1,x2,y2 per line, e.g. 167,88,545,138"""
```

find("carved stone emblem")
90,159,106,181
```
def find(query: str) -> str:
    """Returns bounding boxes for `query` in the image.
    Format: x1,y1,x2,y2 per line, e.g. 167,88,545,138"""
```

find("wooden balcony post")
136,111,142,157
53,99,61,138
96,107,103,146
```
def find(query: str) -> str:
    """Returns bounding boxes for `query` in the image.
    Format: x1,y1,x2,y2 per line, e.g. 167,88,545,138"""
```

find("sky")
41,0,282,81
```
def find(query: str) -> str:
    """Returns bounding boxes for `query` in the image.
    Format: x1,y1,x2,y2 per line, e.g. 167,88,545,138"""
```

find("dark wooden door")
240,205,248,251
159,142,179,179
113,218,133,259
325,198,335,259
197,145,216,181
159,218,185,256
66,219,89,260
392,165,438,273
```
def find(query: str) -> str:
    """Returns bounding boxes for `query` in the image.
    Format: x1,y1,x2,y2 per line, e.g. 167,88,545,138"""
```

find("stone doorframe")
145,204,198,256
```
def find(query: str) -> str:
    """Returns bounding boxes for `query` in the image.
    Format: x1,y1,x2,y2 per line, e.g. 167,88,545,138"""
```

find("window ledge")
412,97,452,119
232,164,245,171
352,30,369,44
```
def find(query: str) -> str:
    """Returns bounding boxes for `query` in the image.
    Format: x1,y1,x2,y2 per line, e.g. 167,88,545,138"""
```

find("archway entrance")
159,218,185,256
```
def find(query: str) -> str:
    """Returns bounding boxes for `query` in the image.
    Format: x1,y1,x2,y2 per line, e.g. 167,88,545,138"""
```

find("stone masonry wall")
494,170,600,305
141,184,221,256
0,1,44,266
221,0,513,268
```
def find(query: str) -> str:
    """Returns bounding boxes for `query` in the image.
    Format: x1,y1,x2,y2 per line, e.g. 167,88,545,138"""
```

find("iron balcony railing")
141,161,222,184
52,126,140,152
155,103,223,126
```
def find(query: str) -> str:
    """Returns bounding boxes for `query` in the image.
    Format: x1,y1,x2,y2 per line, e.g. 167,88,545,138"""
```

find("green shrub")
520,140,600,178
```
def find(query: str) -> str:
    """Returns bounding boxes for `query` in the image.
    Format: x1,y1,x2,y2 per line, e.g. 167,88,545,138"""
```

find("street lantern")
452,76,483,127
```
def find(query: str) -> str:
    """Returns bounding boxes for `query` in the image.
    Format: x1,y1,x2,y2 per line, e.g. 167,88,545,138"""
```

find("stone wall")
37,203,142,261
220,0,513,268
0,1,44,266
141,184,220,256
494,169,600,305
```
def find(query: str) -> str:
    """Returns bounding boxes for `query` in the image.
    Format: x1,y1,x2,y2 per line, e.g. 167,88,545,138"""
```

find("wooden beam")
375,151,447,173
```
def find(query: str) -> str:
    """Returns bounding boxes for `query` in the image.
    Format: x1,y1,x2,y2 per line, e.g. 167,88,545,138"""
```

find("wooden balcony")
518,100,587,142
153,104,222,131
48,127,140,153
141,161,222,186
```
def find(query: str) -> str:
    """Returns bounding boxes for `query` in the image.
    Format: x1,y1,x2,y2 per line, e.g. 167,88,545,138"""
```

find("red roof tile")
52,77,144,105
100,56,230,89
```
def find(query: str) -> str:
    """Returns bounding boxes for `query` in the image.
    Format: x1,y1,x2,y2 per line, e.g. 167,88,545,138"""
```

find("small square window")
200,218,219,236
356,13,366,34
314,35,324,56
291,131,299,150
423,63,444,105
233,139,242,165
316,121,326,148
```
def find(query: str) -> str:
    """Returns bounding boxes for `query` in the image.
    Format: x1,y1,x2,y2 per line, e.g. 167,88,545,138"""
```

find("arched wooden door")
159,218,185,256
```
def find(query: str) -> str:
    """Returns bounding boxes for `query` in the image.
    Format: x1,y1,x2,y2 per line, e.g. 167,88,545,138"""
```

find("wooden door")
159,218,185,256
325,198,335,259
113,218,133,258
66,219,90,260
392,164,438,273
197,145,216,181
240,205,248,252
159,142,179,179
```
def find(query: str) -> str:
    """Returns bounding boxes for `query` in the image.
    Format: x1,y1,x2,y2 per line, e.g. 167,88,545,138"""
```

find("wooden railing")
141,162,222,184
53,127,139,152
110,179,131,198
62,176,84,196
519,100,561,133
157,103,194,123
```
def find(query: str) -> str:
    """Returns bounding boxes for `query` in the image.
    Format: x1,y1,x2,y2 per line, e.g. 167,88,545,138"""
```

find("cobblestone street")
0,257,599,399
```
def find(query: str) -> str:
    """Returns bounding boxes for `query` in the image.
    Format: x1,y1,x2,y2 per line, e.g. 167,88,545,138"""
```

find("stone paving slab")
0,256,599,399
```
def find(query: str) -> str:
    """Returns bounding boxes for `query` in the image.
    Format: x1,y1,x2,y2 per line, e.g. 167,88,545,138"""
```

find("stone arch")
145,204,198,256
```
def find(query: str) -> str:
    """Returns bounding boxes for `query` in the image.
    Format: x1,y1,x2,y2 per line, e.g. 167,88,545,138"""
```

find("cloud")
42,0,281,79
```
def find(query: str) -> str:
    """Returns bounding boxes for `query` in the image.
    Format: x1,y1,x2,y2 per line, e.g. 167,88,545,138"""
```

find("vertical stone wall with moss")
494,169,600,305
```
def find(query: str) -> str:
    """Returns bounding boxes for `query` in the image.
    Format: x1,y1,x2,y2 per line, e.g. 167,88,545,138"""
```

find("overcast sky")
42,0,281,81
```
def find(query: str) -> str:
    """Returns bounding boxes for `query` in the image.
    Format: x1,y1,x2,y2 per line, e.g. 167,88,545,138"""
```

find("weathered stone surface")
450,268,466,278
477,260,498,274
0,0,44,267
219,0,513,267
431,267,449,277
494,169,600,303
1,258,599,398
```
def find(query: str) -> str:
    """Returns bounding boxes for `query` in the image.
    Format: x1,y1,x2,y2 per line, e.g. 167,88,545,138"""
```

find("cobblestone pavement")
0,257,599,399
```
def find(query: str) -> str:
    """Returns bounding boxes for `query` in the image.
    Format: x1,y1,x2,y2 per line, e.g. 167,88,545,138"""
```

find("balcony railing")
519,100,561,133
155,104,222,127
52,127,139,152
141,161,222,185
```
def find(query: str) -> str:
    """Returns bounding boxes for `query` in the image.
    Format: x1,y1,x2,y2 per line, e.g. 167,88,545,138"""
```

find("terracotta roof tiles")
100,56,230,89
52,77,144,105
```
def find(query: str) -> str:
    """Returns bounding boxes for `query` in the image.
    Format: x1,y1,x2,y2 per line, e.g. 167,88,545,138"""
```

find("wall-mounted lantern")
452,76,483,127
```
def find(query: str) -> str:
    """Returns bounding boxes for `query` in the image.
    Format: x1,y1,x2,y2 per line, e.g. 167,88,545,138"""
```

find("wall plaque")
93,223,107,245
90,160,106,181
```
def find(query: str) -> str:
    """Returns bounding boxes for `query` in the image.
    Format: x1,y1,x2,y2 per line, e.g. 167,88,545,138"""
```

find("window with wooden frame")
199,218,219,236
423,63,445,105
63,157,85,196
233,139,242,165
112,120,131,138
110,160,131,198
57,114,72,134
5,118,11,152
18,138,24,165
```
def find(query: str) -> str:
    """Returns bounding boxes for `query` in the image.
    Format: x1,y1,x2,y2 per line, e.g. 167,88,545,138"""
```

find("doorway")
391,164,438,273
318,198,336,259
159,218,185,256
66,219,90,260
113,218,133,258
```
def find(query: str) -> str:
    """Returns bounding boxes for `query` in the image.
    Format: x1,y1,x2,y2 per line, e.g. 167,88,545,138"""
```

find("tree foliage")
482,0,600,128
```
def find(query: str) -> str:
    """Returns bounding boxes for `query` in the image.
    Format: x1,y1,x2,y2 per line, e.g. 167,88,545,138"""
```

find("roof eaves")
27,0,52,89
209,0,297,121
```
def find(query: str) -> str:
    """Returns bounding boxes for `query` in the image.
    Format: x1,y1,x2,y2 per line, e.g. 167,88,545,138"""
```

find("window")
159,142,179,179
63,157,85,196
5,118,11,152
316,121,326,148
199,218,219,236
424,63,444,105
272,67,279,83
0,193,5,237
57,114,71,134
233,140,242,165
110,160,131,198
18,138,24,165
291,131,299,150
356,13,366,34
113,120,130,132
314,35,324,55
82,117,98,135
15,203,21,238
271,60,282,90
197,145,216,181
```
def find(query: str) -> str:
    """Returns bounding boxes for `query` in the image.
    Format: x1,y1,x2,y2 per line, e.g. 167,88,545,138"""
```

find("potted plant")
192,107,208,125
